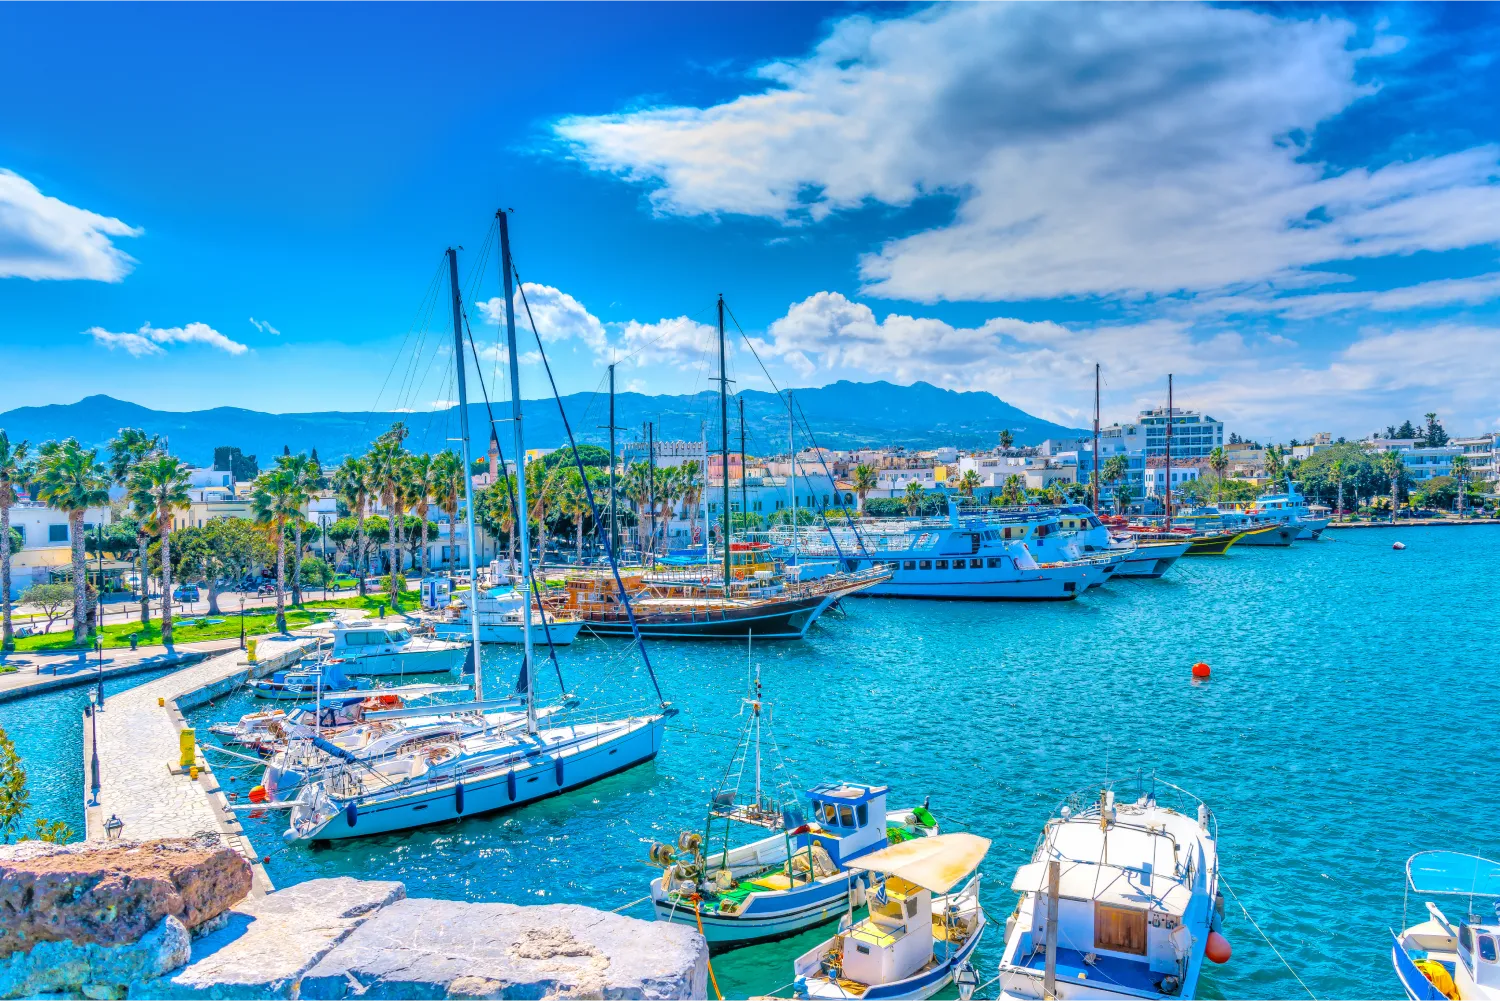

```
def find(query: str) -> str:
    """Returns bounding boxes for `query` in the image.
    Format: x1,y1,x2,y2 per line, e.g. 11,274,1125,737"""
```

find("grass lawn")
8,591,420,653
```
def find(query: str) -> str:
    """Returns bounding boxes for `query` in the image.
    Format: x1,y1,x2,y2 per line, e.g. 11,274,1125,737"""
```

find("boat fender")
506,770,517,800
554,757,565,785
1205,930,1232,964
454,782,465,815
345,802,358,828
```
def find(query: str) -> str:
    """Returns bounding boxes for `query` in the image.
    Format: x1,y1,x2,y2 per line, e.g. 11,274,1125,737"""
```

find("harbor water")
6,525,1498,998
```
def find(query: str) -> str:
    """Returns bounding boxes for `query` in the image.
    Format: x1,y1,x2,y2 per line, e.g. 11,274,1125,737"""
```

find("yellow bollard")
189,765,199,780
246,639,258,663
158,697,165,707
179,728,196,769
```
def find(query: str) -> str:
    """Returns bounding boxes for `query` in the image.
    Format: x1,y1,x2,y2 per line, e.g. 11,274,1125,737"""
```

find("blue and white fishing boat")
248,660,368,701
649,674,938,948
996,776,1227,1001
788,833,989,1000
1392,851,1500,1000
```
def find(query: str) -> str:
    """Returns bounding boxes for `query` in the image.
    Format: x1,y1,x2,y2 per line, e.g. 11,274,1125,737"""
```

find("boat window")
856,803,868,826
390,629,410,642
903,561,916,571
935,560,948,570
819,802,837,825
969,558,982,569
1480,936,1498,963
838,805,855,827
919,560,932,570
906,898,919,918
1462,926,1475,955
1094,903,1147,955
987,557,1005,569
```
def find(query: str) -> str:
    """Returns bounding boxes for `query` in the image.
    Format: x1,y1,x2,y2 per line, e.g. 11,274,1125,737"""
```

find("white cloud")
429,399,458,410
86,322,248,357
250,317,281,335
754,290,1500,436
1194,271,1500,319
556,4,1500,303
478,283,607,352
0,169,142,281
618,316,718,368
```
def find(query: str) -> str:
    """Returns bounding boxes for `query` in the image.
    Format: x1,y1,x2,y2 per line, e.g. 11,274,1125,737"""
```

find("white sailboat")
284,213,669,844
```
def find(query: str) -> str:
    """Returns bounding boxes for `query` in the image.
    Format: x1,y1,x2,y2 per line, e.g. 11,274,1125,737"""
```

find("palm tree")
251,468,300,633
1207,446,1228,504
1451,455,1470,518
333,456,371,594
1114,482,1135,514
621,462,652,553
276,453,319,605
998,429,1014,452
477,477,517,567
678,460,703,543
1265,445,1287,491
903,480,925,516
1379,450,1404,523
1000,474,1026,507
852,463,877,514
367,428,409,600
34,440,110,646
129,455,191,645
106,428,161,628
1101,455,1129,514
1330,458,1346,522
404,452,434,579
958,469,981,500
1,432,34,652
526,459,558,567
429,450,466,573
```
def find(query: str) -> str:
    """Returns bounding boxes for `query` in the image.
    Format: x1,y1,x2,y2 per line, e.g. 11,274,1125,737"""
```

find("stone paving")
88,634,318,894
0,639,241,703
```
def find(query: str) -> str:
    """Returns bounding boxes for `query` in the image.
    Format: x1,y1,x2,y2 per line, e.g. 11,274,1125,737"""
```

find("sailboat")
648,670,939,948
283,212,669,844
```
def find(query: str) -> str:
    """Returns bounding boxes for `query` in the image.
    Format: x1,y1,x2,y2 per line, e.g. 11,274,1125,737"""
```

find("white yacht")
325,618,469,676
997,777,1227,1001
994,506,1187,580
1392,851,1500,1000
434,586,583,645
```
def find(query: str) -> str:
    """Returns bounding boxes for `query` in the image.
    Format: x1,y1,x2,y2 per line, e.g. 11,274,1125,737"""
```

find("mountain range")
0,381,1083,467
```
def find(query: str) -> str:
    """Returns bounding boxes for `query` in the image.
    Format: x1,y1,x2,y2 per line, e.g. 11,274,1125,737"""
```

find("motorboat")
1392,851,1500,1000
648,675,938,949
1245,481,1330,541
995,506,1185,580
434,585,583,645
996,776,1227,1001
325,618,469,676
787,833,989,1000
248,660,368,701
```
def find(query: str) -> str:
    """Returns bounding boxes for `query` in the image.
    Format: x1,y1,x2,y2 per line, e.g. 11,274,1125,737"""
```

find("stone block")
158,876,406,1000
299,897,708,1000
0,915,189,1000
0,833,252,957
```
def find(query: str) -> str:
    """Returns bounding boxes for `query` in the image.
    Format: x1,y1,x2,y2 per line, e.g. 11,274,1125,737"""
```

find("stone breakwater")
0,838,708,999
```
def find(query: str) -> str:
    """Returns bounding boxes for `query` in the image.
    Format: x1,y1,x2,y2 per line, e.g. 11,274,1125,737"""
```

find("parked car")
173,585,200,602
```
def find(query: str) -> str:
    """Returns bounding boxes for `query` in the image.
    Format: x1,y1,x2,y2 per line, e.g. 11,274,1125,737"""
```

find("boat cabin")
332,623,416,655
844,874,933,985
798,782,889,866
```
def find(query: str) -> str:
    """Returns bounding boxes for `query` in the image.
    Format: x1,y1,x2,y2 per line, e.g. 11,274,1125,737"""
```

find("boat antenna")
718,295,732,589
448,246,486,702
1092,363,1100,514
495,216,537,735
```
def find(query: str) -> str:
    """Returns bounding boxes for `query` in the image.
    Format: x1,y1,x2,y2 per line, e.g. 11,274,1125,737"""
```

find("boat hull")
1295,517,1331,541
801,897,986,1000
329,648,468,676
654,872,860,948
1110,542,1189,578
1235,523,1297,546
578,592,837,640
287,717,664,842
1183,531,1244,556
436,620,582,645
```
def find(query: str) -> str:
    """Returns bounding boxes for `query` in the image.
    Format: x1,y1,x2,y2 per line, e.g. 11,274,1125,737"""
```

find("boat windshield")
388,629,411,643
1408,852,1500,896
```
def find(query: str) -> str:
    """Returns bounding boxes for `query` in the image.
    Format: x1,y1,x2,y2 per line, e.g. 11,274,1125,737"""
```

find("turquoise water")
6,526,1498,998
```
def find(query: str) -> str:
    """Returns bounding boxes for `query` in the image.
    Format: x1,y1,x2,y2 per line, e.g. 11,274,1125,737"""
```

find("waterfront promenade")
0,638,242,703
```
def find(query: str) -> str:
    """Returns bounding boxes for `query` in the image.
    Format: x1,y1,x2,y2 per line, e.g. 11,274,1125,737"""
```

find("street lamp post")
94,638,104,709
238,595,246,650
320,513,329,599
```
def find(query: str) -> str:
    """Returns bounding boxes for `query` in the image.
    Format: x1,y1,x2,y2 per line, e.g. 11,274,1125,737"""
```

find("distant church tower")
488,429,500,479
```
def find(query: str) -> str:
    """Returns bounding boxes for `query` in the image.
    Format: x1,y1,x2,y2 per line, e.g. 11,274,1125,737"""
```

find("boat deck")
1018,945,1163,994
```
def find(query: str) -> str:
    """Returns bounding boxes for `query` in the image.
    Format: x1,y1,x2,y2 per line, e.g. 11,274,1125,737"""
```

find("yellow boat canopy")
845,833,991,893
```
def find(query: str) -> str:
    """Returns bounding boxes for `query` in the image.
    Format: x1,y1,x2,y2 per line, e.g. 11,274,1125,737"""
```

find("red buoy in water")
1192,662,1211,679
1206,930,1232,964
248,785,268,803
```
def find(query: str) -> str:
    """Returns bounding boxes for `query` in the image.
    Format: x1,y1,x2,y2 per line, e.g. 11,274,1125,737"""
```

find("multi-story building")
1364,438,1464,482
1138,407,1224,459
1454,433,1498,486
5,499,117,598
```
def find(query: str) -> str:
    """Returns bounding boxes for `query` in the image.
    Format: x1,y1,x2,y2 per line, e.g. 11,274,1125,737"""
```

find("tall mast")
738,397,748,530
446,247,485,702
787,391,795,555
717,295,731,587
1165,374,1173,526
700,421,709,558
608,364,617,559
647,421,656,556
497,210,536,734
1092,364,1100,513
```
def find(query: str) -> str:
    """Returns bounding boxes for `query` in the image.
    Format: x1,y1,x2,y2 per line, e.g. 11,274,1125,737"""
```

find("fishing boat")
1391,851,1500,1000
325,618,469,676
996,776,1227,1001
785,833,989,1000
648,674,938,948
434,585,583,645
248,662,368,701
285,212,672,843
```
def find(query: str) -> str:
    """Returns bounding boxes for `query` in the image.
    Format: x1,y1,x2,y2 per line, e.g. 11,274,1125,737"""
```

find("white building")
1138,407,1224,459
1454,433,1498,486
5,500,116,598
1365,439,1464,482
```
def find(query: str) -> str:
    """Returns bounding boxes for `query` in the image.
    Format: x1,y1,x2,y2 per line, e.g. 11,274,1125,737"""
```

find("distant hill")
0,382,1082,466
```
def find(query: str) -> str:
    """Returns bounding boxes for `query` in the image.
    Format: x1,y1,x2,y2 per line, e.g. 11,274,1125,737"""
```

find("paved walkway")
0,638,244,703
83,633,319,895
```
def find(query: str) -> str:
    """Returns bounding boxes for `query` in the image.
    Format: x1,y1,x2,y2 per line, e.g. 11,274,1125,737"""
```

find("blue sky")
3,2,1500,441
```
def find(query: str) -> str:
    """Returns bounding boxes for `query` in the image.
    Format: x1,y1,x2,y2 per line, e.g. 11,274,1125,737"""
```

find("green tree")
1419,412,1449,447
542,443,610,469
0,431,34,652
998,429,1014,451
1207,447,1228,504
999,474,1026,507
35,440,111,646
1101,455,1129,514
1379,450,1406,523
958,469,981,499
1113,481,1135,514
298,554,334,590
107,428,161,630
274,453,321,606
129,454,192,646
1264,445,1288,491
332,455,372,594
19,583,72,634
1415,475,1458,511
851,463,878,513
1450,455,1470,517
251,467,300,633
473,480,516,566
429,450,466,574
903,480,926,516
405,452,435,579
1395,419,1418,440
0,727,28,844
170,517,270,614
368,424,410,604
